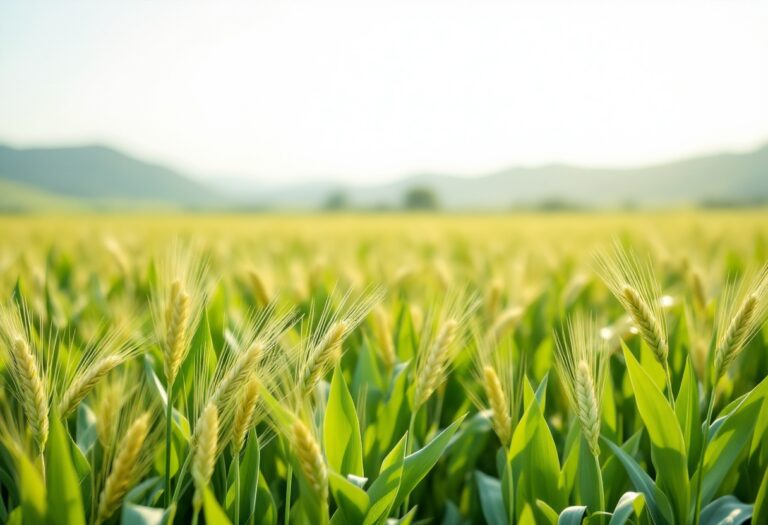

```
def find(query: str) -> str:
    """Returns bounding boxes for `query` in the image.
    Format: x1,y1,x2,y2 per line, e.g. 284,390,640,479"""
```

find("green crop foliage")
0,212,767,525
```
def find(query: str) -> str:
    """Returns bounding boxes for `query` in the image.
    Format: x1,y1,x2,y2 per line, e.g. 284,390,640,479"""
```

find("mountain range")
1,142,767,211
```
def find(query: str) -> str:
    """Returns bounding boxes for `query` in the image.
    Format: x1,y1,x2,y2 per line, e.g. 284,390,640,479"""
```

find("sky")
1,1,767,185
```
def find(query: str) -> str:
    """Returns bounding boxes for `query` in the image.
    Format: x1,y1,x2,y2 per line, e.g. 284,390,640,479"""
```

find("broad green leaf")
576,436,601,511
536,500,560,525
699,393,763,506
609,492,645,525
226,430,261,524
557,505,586,525
753,467,768,524
203,486,233,525
45,413,85,525
602,437,673,525
475,470,507,525
510,391,566,521
75,403,98,455
700,496,752,525
8,446,46,523
325,367,364,477
675,358,701,473
391,414,465,509
623,347,689,525
365,435,406,524
329,471,368,524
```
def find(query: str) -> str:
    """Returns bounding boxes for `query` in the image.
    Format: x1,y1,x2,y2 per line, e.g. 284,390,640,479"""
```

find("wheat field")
0,211,767,525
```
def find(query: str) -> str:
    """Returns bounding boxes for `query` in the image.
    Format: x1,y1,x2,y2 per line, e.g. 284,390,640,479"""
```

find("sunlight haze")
1,0,767,184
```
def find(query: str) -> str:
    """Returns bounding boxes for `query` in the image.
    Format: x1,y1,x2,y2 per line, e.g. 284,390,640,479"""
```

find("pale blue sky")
1,1,767,184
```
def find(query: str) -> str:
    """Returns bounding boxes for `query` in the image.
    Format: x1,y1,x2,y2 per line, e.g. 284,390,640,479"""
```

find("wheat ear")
305,320,348,391
714,294,757,378
59,355,122,417
248,268,271,306
96,413,150,524
575,361,601,456
192,402,219,511
164,279,190,385
292,419,328,501
622,285,668,366
10,337,49,454
232,376,260,454
483,365,511,446
414,319,457,407
373,306,396,369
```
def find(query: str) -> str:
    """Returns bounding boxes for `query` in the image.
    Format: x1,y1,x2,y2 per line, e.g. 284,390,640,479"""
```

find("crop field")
0,211,767,525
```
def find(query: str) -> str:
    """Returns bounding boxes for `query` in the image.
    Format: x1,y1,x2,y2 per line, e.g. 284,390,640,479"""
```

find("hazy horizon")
2,0,767,185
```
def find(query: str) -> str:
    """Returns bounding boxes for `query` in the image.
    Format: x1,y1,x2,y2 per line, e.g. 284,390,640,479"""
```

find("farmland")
0,211,767,525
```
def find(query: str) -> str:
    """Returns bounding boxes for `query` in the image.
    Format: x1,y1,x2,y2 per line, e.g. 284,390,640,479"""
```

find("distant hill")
219,144,768,209
2,142,767,211
0,144,219,208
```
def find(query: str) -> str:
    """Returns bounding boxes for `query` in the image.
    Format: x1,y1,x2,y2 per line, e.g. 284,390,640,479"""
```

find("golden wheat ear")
150,242,208,387
96,412,151,524
192,402,219,512
0,304,50,457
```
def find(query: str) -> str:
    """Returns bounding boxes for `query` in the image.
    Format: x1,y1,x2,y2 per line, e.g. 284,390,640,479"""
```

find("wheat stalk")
59,354,122,418
414,319,457,407
232,376,260,454
192,402,219,511
372,306,396,369
304,320,348,392
292,418,328,501
164,279,190,386
96,412,150,524
621,285,668,366
482,365,512,446
575,361,601,456
714,294,757,378
248,268,271,306
554,314,607,459
9,337,49,455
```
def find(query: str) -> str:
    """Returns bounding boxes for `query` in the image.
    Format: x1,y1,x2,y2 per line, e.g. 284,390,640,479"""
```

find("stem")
693,385,717,525
402,407,419,515
165,377,175,507
284,464,293,525
664,363,676,409
172,455,191,502
192,505,200,525
594,452,605,524
234,458,241,525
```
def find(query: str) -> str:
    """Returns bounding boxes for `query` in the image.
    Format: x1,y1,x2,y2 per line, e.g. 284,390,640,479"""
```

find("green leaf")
122,503,166,525
623,346,689,525
7,446,46,523
364,435,406,525
329,471,368,524
325,367,364,477
609,492,645,525
391,413,465,509
700,496,751,525
510,393,565,521
45,413,85,525
475,471,507,525
601,437,673,525
557,506,586,525
576,436,601,511
226,430,261,524
699,393,763,506
675,358,701,473
753,467,768,524
535,500,560,525
203,486,233,525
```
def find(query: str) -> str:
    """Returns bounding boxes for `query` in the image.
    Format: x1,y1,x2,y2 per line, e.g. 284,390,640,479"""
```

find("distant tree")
403,186,439,210
323,191,348,211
